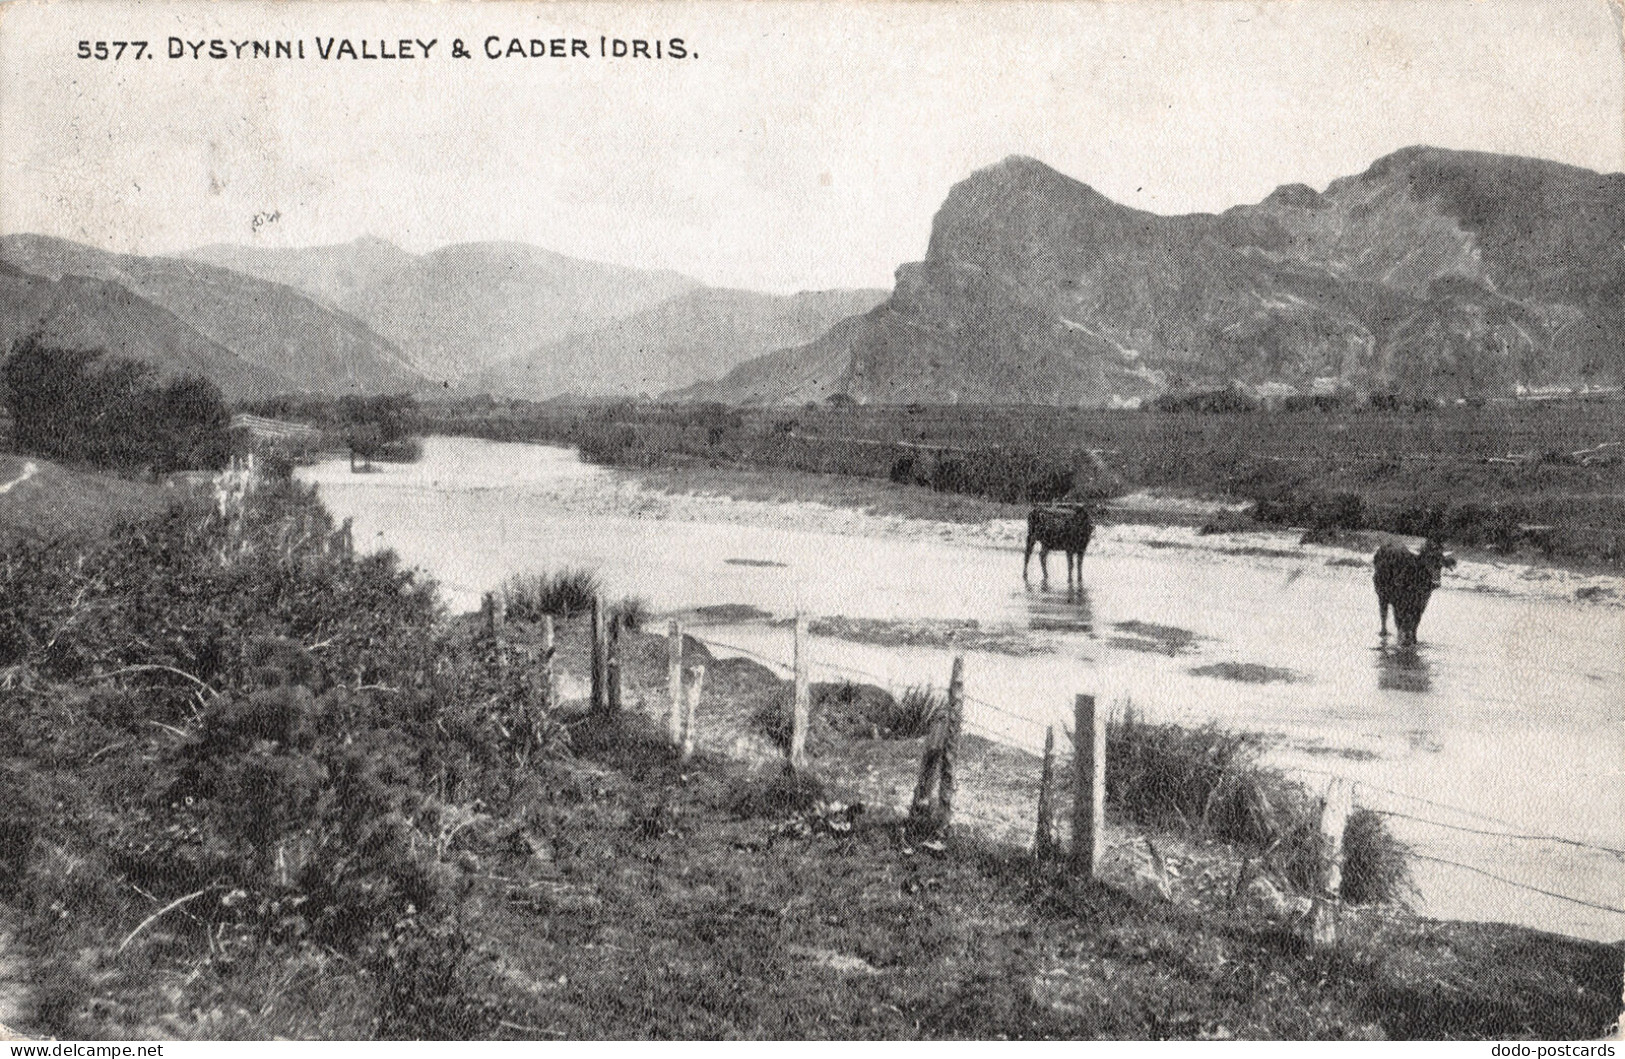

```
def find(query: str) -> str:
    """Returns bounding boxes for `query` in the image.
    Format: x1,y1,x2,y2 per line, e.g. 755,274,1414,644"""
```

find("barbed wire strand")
1410,854,1625,915
1282,765,1624,860
1368,809,1625,859
688,635,1625,912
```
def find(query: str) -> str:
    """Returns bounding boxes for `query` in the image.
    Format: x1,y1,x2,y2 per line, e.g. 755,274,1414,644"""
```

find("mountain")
184,236,417,314
473,287,889,399
695,147,1625,405
0,262,288,398
185,239,702,382
0,235,425,395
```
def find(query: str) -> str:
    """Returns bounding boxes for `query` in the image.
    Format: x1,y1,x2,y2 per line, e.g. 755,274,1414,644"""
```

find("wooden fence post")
790,614,810,771
484,591,506,633
539,616,557,708
937,656,965,826
910,711,946,828
909,656,964,834
606,612,623,713
1070,693,1105,879
1035,725,1058,862
1305,778,1353,948
667,620,684,747
590,595,608,713
680,664,705,763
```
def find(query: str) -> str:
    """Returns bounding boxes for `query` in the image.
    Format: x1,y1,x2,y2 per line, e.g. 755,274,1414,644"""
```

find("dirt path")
0,461,38,496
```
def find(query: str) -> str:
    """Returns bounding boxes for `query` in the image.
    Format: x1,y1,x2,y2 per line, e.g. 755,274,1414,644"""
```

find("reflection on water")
1376,644,1434,693
1024,583,1093,633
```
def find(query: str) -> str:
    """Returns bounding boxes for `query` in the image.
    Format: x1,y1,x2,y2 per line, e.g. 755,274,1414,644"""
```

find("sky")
2,0,1622,291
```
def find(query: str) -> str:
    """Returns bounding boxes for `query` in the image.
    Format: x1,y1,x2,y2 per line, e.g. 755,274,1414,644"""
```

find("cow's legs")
1394,602,1420,646
1038,545,1050,586
1377,595,1390,637
1023,534,1037,584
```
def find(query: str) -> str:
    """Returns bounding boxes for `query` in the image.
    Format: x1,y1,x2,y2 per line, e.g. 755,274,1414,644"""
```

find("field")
420,398,1625,566
0,450,172,547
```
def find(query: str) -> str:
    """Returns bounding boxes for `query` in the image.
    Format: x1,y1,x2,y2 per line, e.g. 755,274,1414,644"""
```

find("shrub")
1341,808,1415,904
610,595,650,632
1105,717,1410,901
2,334,231,471
500,568,601,622
890,685,945,738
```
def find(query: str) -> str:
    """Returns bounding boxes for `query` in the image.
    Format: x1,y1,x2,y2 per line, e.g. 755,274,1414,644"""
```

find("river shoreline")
397,441,1625,612
300,437,1625,945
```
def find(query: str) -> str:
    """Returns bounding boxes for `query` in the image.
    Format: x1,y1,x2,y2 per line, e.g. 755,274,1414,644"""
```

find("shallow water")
301,437,1625,941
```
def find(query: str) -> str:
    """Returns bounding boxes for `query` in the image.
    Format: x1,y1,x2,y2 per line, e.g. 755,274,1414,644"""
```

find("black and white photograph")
0,0,1621,1042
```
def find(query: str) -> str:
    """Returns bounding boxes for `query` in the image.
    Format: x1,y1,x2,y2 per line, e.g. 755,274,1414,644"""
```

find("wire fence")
681,626,1625,925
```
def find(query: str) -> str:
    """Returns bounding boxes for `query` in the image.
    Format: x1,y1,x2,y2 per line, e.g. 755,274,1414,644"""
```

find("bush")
890,685,945,738
0,473,567,1036
2,334,231,471
1105,716,1410,900
1341,808,1415,905
610,595,650,632
501,568,601,621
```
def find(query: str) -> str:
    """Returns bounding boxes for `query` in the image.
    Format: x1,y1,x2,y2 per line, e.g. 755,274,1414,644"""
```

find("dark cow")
1024,505,1094,587
1373,538,1456,646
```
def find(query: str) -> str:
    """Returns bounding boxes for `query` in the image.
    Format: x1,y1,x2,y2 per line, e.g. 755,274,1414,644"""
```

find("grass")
497,569,649,631
419,397,1625,566
500,568,601,621
1104,717,1411,903
0,450,171,547
1,451,1614,1041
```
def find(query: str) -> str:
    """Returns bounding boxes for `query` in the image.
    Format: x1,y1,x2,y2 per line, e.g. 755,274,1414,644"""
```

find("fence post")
1035,725,1058,862
910,713,945,829
790,613,810,771
909,656,963,834
667,620,684,747
484,590,506,634
680,664,705,763
590,595,608,713
1070,693,1105,879
606,612,623,713
539,616,557,709
1305,778,1353,948
936,656,965,826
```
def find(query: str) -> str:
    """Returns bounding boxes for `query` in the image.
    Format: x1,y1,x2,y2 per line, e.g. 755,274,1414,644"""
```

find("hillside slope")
475,286,888,399
188,239,702,383
1,235,424,395
0,262,289,398
697,148,1625,405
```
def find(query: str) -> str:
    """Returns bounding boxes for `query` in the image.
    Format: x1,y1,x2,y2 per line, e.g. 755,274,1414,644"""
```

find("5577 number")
78,41,149,59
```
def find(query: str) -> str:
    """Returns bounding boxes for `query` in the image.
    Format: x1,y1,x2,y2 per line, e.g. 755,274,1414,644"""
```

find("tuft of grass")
889,685,944,738
610,595,650,632
1106,717,1410,901
500,568,600,622
1341,807,1416,905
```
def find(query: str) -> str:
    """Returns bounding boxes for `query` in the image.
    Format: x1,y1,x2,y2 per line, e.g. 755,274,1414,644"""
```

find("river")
300,436,1625,942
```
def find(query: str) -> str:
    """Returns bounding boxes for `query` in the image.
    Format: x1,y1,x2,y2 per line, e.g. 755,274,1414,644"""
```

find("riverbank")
4,465,1619,1039
420,398,1625,568
443,449,1625,611
412,614,1625,1040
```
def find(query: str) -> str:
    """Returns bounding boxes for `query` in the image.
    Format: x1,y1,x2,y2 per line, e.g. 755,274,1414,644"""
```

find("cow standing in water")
1024,506,1094,588
1373,538,1456,646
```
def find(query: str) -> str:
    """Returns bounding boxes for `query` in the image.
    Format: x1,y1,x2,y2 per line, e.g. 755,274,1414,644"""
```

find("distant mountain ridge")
1,235,425,396
475,286,889,400
0,261,288,398
691,147,1625,405
183,239,701,382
